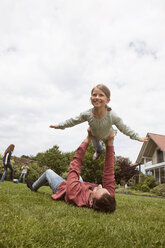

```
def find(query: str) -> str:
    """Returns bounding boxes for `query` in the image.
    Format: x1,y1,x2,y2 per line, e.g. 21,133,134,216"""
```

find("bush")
61,171,69,180
132,175,157,192
141,184,150,192
132,184,142,191
143,175,157,189
151,184,165,197
115,184,119,189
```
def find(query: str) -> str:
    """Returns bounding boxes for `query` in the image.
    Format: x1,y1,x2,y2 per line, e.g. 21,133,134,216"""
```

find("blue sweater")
3,150,12,164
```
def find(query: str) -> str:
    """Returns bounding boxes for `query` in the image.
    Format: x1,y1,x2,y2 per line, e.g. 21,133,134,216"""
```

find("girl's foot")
92,149,104,161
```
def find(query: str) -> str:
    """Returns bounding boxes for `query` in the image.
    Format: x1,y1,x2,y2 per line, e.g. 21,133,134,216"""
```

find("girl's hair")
91,84,111,111
91,84,111,98
4,144,15,156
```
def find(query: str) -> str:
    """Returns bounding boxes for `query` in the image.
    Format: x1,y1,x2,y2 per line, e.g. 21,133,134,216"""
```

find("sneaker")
27,180,35,191
92,149,104,161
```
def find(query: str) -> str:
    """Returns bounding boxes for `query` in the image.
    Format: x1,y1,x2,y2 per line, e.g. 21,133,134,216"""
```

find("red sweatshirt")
51,141,115,207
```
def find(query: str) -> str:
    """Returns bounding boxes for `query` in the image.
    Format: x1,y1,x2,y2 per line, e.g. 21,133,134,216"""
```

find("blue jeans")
92,128,117,153
1,163,14,182
32,169,83,193
19,173,27,184
92,137,105,153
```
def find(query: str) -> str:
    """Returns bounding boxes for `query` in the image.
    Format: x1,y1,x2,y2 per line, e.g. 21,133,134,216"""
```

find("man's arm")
103,130,116,196
66,129,92,198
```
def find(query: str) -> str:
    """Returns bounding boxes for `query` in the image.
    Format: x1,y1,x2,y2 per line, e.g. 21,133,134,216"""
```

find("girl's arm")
49,111,88,130
5,153,9,165
111,111,148,142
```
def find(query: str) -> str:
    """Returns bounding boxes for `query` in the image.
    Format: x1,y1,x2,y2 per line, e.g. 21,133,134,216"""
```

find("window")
157,149,164,163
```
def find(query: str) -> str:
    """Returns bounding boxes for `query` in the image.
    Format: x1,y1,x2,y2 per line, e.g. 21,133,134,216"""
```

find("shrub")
61,171,69,180
143,175,157,189
132,184,140,191
151,184,165,197
115,184,119,189
132,175,157,192
141,184,150,192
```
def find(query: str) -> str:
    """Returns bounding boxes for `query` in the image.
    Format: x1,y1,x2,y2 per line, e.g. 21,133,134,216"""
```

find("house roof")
13,156,35,165
136,133,165,164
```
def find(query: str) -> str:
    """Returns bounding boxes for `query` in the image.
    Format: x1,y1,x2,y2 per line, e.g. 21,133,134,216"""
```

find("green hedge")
151,184,165,197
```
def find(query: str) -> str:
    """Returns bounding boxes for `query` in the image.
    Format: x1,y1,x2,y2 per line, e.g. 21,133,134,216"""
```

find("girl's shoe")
92,149,104,161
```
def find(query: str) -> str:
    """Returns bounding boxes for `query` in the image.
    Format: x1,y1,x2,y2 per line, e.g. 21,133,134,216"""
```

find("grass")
0,182,165,248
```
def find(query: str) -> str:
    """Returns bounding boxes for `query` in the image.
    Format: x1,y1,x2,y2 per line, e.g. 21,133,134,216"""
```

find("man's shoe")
92,149,104,161
27,180,35,191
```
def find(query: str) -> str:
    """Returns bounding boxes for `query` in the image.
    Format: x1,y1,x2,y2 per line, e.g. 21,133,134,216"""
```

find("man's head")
89,185,116,213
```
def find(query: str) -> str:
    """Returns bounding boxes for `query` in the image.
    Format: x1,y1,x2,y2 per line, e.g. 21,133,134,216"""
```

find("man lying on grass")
27,128,116,213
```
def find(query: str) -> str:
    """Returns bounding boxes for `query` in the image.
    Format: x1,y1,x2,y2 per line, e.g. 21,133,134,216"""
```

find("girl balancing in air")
50,84,148,160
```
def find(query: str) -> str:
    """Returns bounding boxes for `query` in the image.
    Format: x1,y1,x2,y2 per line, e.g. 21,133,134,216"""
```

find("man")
27,129,116,213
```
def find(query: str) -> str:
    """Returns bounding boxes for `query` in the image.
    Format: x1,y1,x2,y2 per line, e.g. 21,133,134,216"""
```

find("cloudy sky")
0,0,165,166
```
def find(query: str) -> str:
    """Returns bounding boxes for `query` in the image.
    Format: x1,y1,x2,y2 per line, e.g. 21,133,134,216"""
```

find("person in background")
19,163,29,184
1,144,15,182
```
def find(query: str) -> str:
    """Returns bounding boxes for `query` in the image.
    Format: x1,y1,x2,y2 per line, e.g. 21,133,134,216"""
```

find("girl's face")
90,87,110,108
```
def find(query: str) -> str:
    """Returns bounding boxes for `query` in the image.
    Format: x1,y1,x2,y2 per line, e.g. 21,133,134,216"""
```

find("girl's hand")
49,125,59,129
138,137,148,142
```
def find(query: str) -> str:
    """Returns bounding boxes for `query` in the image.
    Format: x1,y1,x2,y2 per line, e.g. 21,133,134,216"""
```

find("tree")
35,145,71,176
81,143,105,184
114,156,139,185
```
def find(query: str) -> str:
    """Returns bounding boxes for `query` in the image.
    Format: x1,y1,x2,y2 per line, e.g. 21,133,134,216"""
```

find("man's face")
92,184,110,199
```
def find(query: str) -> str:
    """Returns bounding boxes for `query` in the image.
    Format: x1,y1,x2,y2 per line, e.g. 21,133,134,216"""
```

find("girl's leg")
92,137,104,160
8,163,14,180
32,169,65,194
1,165,7,182
92,137,103,153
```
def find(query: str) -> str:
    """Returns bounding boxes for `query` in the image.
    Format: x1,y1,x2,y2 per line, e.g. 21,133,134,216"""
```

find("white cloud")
0,0,165,165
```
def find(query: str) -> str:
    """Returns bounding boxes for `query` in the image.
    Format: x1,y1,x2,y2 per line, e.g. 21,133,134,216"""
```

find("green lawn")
0,181,165,248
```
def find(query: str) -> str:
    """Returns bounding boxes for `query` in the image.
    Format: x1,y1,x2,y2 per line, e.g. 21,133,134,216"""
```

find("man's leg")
32,169,65,193
19,173,23,182
23,173,26,184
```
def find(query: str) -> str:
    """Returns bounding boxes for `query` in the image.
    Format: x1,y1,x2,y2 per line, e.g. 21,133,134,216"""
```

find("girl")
50,84,147,160
1,144,15,182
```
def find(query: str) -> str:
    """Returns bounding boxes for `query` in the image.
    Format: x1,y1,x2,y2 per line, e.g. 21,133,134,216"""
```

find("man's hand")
49,125,59,129
138,137,148,142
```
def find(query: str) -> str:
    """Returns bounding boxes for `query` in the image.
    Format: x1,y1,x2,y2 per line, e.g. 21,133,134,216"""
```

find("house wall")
152,150,157,164
152,148,165,165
